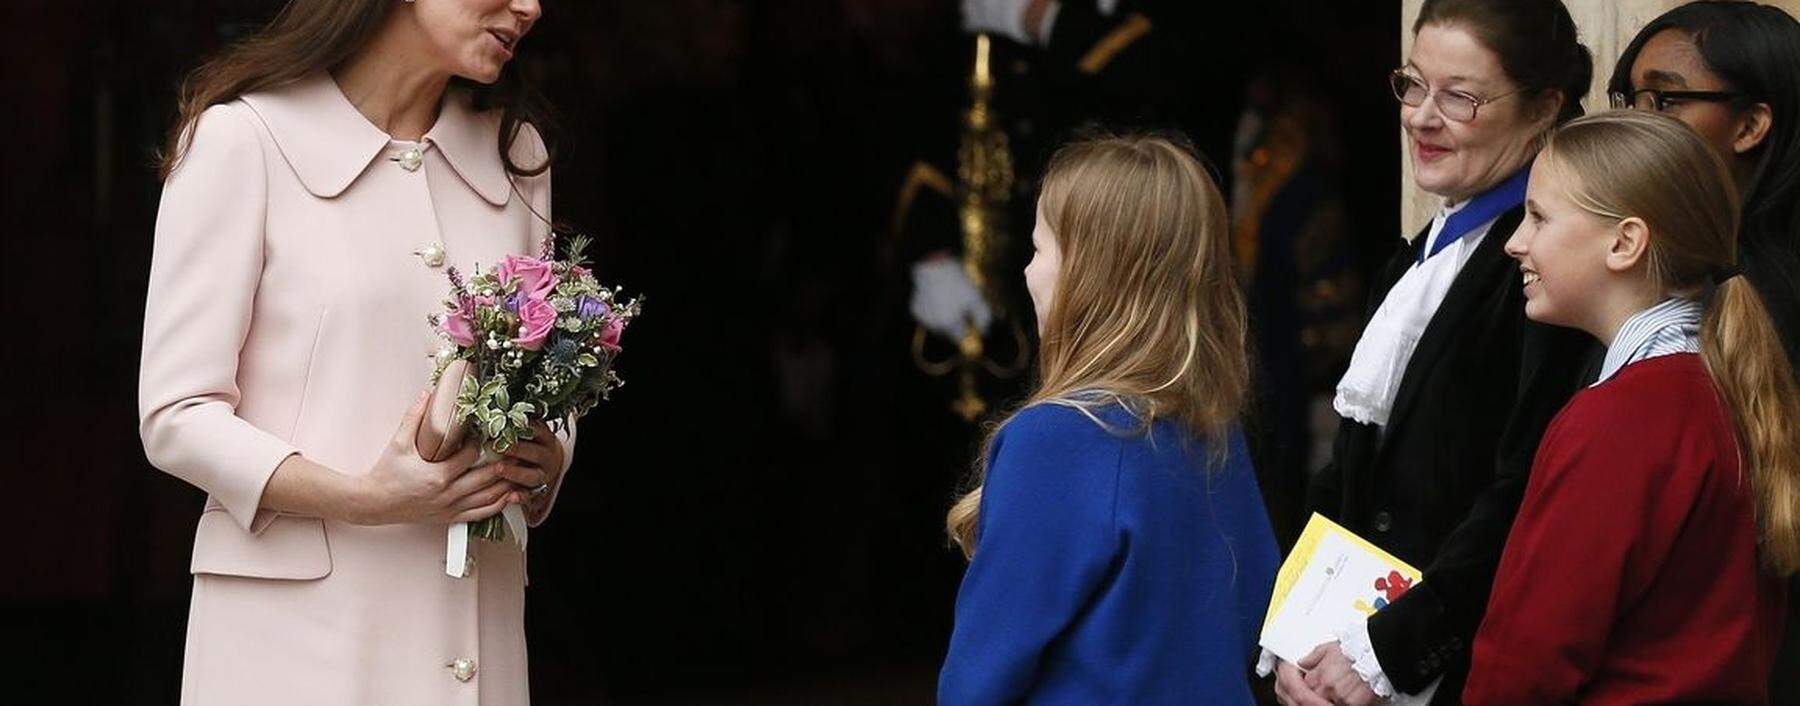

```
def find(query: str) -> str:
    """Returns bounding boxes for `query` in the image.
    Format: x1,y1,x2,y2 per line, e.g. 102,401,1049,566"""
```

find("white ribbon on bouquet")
444,448,530,578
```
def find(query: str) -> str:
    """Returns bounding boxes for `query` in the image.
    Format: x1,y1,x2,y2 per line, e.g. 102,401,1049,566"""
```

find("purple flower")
505,291,526,313
577,296,609,320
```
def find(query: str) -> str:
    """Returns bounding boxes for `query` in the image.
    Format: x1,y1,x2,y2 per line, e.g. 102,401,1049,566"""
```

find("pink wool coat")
139,73,576,706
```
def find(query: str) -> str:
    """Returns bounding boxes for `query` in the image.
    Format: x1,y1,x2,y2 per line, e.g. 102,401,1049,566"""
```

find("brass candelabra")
911,33,1031,422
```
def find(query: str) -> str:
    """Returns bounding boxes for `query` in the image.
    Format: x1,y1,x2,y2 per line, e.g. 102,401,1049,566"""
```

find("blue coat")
940,402,1279,705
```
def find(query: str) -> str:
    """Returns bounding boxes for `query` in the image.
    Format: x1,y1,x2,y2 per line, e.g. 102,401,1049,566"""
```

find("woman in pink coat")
138,1,576,703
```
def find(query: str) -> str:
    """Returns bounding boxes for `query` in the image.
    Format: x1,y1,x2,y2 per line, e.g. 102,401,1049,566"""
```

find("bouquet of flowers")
424,233,640,575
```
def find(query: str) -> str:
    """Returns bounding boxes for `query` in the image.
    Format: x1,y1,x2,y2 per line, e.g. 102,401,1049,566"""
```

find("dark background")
2,1,1399,702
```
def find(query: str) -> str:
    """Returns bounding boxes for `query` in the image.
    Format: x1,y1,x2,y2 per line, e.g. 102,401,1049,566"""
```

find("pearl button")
414,243,446,268
396,146,424,171
447,657,477,682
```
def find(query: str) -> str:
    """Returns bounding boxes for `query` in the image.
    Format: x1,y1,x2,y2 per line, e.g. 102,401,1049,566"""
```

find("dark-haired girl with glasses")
1608,3,1800,701
1264,1,1596,704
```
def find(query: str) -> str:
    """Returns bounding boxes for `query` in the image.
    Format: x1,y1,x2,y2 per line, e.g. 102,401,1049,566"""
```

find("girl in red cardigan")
1465,110,1800,705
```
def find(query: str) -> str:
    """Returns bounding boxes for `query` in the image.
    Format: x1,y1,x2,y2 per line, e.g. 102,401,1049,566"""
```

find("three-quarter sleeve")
938,406,1123,705
139,104,298,533
1365,317,1593,694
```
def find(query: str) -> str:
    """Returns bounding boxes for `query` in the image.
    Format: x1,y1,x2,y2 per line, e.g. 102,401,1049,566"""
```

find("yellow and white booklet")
1260,513,1424,663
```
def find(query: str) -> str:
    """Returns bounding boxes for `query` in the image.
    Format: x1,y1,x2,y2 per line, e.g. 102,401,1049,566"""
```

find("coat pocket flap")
190,508,332,580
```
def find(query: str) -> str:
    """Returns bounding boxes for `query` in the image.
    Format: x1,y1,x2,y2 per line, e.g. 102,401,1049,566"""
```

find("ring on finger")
529,482,551,497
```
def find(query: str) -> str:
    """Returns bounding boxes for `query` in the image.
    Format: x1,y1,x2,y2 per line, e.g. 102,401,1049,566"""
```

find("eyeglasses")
1609,88,1744,112
1389,69,1519,123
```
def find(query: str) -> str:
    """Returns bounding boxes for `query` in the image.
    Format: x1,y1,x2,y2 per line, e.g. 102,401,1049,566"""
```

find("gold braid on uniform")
1078,13,1153,75
890,161,955,243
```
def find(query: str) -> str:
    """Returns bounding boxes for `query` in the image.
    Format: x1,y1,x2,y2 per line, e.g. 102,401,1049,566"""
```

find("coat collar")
237,73,512,206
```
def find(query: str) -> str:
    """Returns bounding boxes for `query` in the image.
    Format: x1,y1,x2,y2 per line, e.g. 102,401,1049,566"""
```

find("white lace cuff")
960,0,1056,46
1255,647,1279,678
1333,619,1397,699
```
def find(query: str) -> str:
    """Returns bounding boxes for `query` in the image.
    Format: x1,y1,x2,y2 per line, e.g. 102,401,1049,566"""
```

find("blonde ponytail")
1702,277,1800,575
1546,110,1800,576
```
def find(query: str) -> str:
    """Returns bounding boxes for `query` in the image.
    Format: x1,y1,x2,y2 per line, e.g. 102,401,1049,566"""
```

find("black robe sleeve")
1366,316,1595,695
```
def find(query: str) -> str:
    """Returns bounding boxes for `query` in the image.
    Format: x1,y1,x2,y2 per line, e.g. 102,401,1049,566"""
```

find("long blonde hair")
1544,110,1800,576
945,134,1250,558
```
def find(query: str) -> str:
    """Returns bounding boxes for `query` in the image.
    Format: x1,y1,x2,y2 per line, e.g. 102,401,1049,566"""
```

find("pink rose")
514,297,557,350
598,316,624,352
441,299,477,346
498,255,557,299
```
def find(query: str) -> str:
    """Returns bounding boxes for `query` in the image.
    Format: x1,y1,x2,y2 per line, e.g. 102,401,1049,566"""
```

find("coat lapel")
1377,206,1525,446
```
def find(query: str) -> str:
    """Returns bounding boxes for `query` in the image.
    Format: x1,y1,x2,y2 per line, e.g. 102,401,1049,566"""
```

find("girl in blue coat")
940,133,1280,705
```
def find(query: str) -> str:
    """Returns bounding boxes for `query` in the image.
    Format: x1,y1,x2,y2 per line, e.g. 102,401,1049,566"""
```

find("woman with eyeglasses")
1607,3,1800,702
1263,1,1595,704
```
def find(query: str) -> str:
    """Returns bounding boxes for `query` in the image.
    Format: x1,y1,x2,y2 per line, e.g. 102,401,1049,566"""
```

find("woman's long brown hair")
946,134,1250,559
156,0,555,180
1545,110,1800,576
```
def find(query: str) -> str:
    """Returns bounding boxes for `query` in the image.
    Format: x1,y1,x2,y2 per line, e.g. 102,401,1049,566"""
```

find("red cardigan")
1464,354,1786,705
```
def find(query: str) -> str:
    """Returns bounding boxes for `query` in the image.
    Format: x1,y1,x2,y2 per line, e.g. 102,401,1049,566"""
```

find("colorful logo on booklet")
1352,570,1415,616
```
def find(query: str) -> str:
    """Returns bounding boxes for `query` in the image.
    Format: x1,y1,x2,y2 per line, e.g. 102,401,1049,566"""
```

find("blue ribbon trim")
1420,165,1531,263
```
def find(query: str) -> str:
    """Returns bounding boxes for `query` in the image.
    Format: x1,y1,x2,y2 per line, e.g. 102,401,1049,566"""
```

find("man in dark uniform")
898,0,1266,416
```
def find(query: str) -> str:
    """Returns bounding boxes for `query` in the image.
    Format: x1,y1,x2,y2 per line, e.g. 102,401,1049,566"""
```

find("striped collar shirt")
1593,297,1705,387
